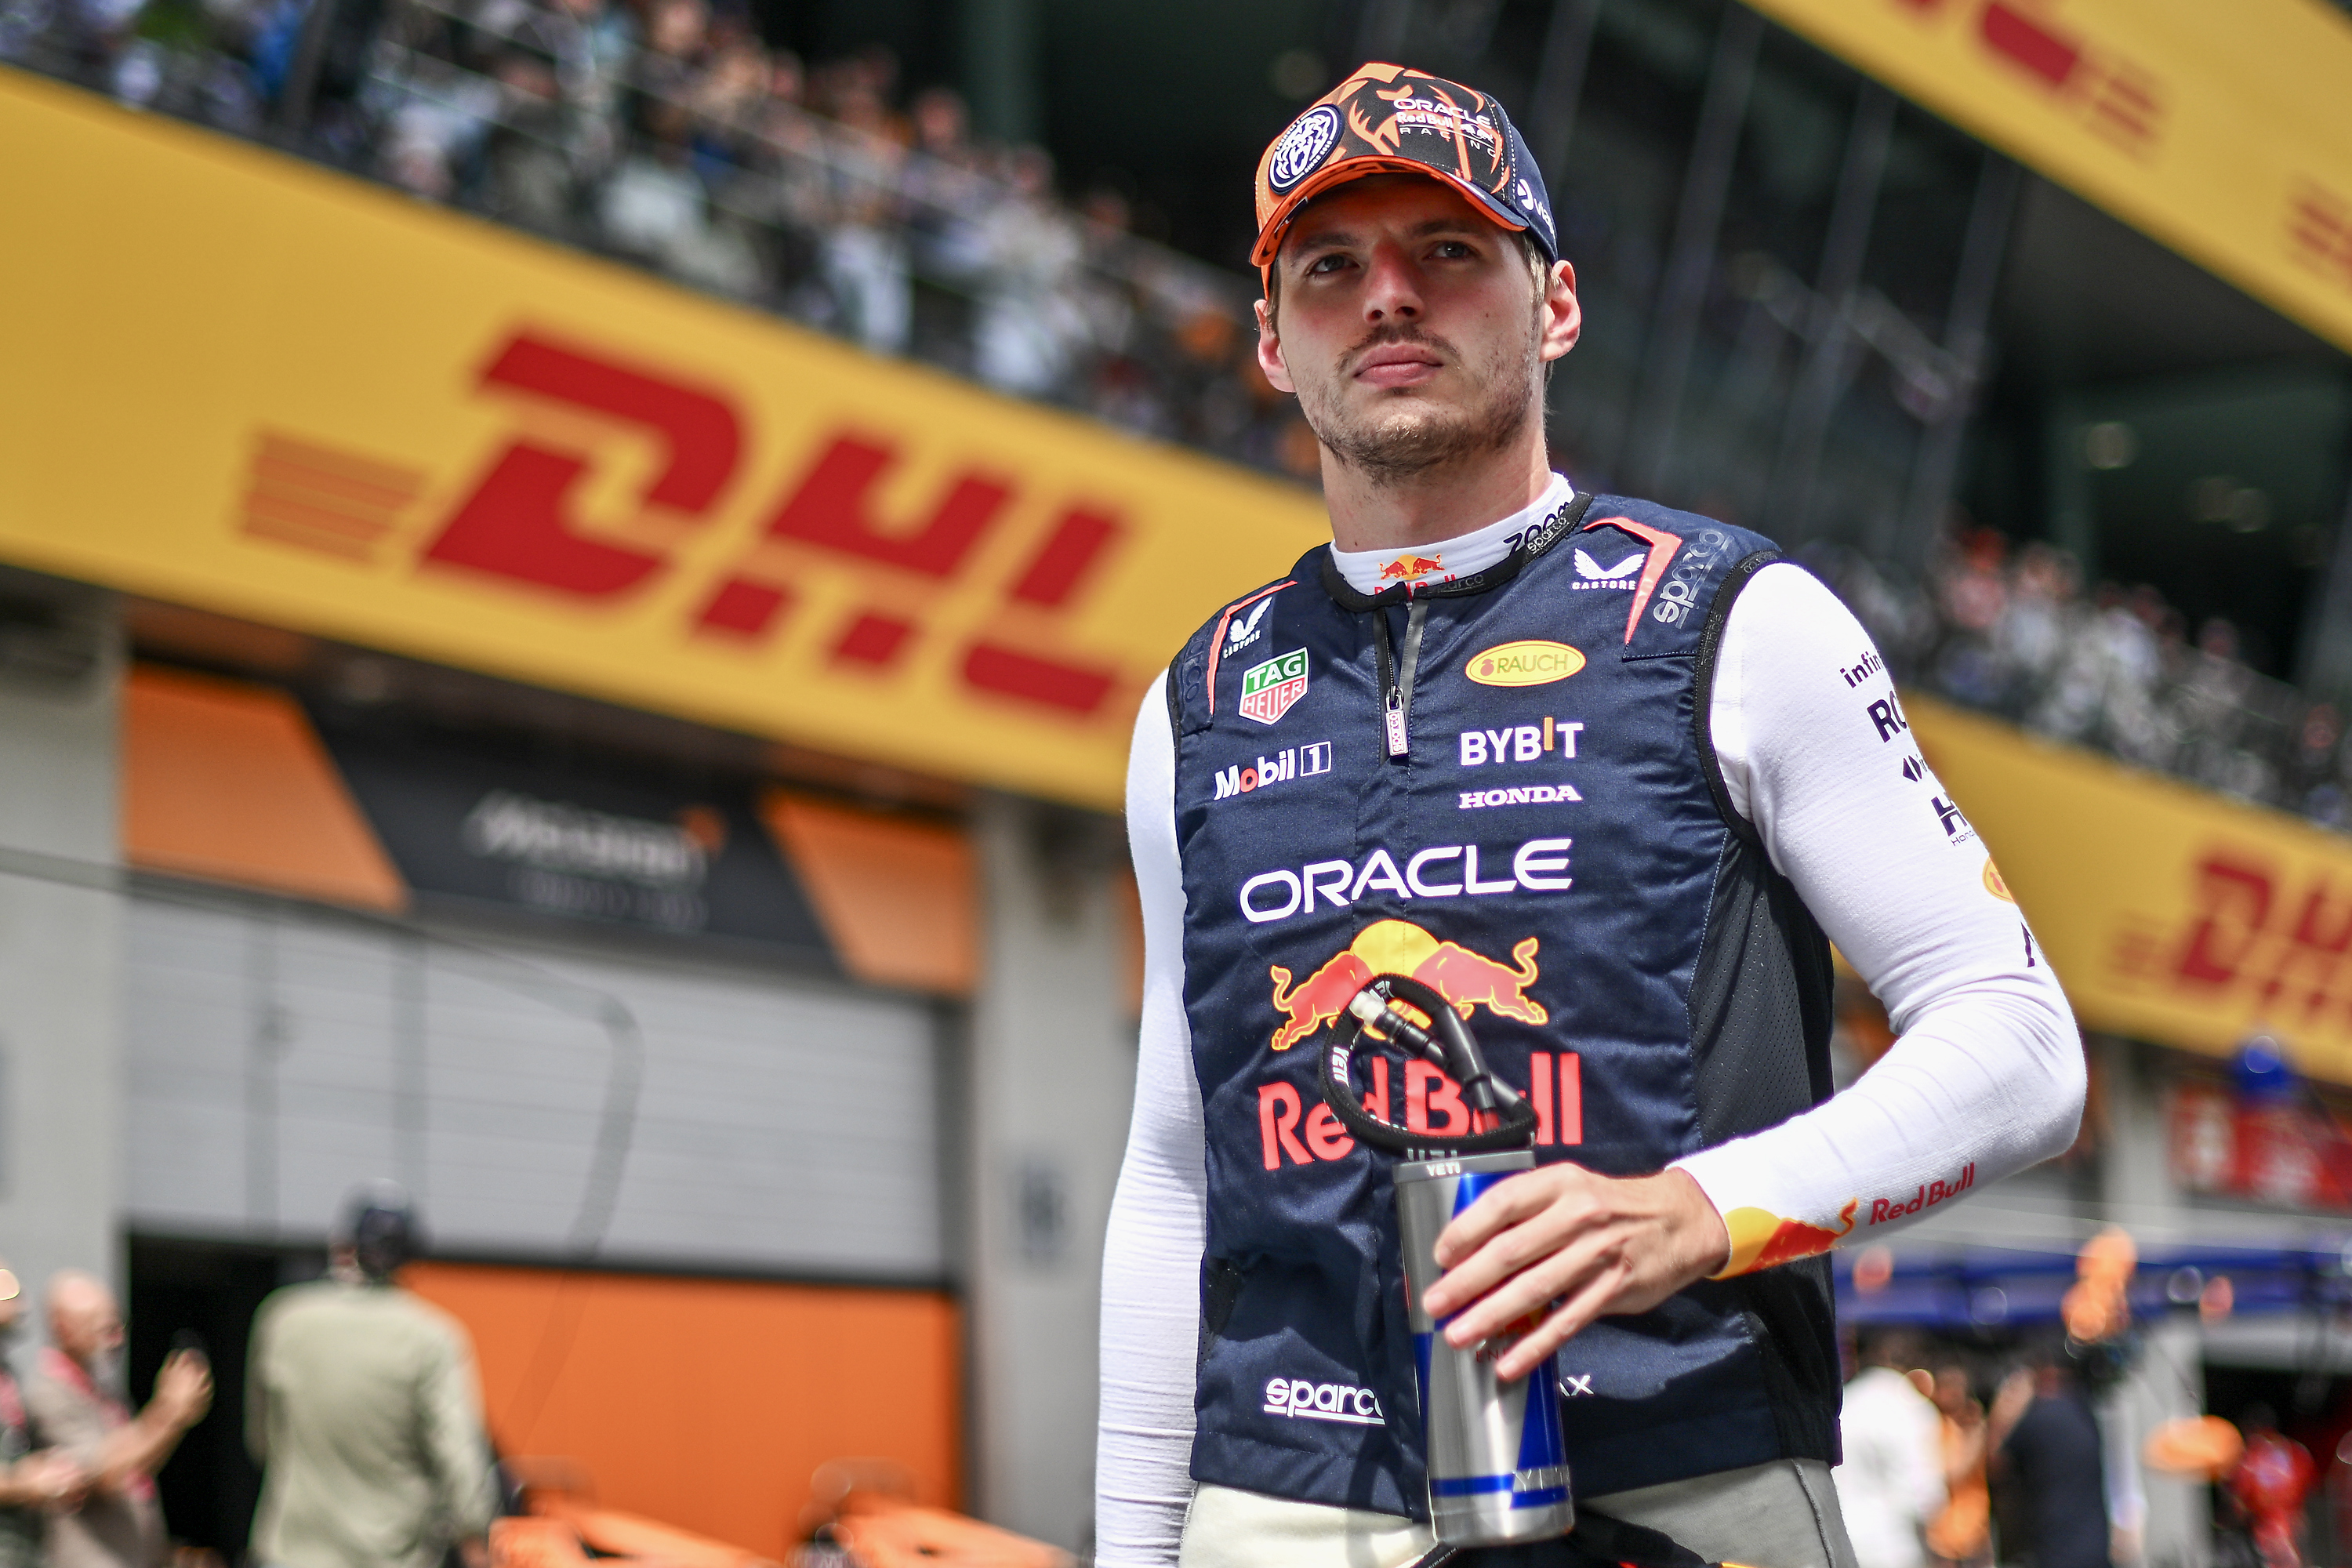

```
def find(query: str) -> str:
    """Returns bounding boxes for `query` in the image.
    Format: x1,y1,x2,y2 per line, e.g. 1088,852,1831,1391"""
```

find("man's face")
51,1283,122,1365
1257,176,1580,485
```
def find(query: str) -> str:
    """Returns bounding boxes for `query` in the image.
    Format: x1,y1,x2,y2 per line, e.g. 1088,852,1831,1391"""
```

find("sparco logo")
1267,106,1341,193
1264,1377,1382,1425
1651,528,1731,626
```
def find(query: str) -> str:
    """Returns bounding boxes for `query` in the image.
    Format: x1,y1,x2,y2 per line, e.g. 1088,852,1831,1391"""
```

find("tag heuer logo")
1239,650,1308,725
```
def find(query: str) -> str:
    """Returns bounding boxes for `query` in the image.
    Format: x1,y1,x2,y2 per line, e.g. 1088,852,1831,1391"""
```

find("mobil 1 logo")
1214,742,1334,801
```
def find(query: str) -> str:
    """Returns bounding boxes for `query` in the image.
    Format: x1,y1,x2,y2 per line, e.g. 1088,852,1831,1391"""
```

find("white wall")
0,591,124,1309
966,796,1138,1554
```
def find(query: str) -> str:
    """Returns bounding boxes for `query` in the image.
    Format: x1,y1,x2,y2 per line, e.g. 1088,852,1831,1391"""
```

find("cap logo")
1268,105,1342,194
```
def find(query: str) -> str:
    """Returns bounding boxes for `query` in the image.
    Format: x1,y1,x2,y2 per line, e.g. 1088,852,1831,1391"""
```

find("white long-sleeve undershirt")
1094,536,2082,1566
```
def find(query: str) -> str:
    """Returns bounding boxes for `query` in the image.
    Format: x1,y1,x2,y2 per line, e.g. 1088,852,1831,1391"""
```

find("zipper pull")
1385,689,1409,757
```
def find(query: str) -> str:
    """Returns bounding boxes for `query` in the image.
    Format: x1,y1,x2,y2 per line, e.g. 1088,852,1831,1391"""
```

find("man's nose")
1360,242,1425,324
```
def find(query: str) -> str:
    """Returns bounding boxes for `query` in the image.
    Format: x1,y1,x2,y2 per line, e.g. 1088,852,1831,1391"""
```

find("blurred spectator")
1835,1330,1947,1568
27,1270,212,1568
2227,1406,2316,1568
0,1257,83,1567
1925,1364,1991,1568
1990,1356,2111,1568
248,1183,496,1568
2,0,1300,475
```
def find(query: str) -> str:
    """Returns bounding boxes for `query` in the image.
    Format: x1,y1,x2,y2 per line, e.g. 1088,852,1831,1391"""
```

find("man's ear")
1539,259,1581,365
1255,297,1296,395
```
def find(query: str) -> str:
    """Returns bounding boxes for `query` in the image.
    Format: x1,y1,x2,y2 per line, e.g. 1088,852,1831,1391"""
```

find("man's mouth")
1351,343,1445,389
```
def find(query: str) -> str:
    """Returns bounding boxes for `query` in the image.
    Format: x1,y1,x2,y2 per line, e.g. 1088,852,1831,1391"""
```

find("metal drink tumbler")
1396,1148,1575,1548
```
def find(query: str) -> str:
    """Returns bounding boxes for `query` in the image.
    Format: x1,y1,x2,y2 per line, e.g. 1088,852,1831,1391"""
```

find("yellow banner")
1740,0,2352,358
1915,695,2352,1086
0,69,1325,812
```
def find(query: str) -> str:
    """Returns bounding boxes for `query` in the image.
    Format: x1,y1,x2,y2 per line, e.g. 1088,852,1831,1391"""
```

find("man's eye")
1432,241,1475,259
1305,253,1352,275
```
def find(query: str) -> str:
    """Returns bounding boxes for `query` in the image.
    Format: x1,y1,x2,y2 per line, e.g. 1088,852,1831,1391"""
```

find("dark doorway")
128,1236,319,1559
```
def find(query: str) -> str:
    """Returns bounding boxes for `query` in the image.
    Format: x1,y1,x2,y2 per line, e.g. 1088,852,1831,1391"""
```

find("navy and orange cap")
1251,62,1558,274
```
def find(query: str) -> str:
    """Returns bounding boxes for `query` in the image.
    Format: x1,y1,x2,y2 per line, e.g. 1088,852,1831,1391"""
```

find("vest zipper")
1370,598,1428,760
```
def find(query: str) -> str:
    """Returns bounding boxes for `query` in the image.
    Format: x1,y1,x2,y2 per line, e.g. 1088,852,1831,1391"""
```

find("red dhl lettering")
267,328,1131,721
2114,852,2352,1041
1867,1163,1976,1225
1256,1053,1580,1170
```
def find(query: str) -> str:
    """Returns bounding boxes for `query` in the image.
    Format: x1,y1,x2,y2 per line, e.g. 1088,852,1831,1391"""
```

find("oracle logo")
245,328,1131,721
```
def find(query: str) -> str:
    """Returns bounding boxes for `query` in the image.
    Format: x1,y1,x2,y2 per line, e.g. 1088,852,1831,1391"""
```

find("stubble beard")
1295,322,1540,487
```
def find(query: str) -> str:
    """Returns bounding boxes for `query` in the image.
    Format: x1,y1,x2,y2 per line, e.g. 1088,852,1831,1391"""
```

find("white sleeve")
1673,562,2082,1273
1095,675,1205,1565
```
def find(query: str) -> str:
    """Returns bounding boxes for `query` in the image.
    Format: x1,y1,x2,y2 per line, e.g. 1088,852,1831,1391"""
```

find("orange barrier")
408,1263,960,1558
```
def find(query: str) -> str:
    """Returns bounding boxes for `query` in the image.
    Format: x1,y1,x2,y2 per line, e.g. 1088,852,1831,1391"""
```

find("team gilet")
1168,494,1842,1516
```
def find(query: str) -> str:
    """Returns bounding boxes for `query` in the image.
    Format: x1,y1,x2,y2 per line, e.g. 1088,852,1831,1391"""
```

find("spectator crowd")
5,0,2346,835
0,0,1320,477
1815,528,2352,834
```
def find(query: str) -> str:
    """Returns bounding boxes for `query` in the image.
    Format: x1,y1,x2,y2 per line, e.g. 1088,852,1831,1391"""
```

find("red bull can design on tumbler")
1396,1149,1575,1544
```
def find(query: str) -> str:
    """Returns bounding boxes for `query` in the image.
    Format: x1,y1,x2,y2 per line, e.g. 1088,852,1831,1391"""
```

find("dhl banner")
1915,695,2352,1087
0,69,1325,812
1740,0,2352,359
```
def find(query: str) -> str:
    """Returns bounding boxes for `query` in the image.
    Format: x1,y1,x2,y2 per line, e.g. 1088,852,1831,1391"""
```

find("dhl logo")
2112,850,2352,1050
1268,918,1544,1052
1889,0,2165,156
238,328,1133,723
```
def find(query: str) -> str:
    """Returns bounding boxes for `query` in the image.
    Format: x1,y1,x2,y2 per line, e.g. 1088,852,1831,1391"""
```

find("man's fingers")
1432,1168,1581,1268
1440,1228,1616,1346
1494,1269,1628,1381
1423,1200,1588,1319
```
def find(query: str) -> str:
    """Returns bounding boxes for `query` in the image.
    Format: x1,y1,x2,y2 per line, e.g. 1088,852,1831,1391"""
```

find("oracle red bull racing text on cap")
1251,62,1559,272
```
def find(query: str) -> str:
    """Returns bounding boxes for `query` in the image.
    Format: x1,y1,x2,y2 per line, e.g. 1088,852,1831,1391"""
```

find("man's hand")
151,1349,213,1431
13,1450,85,1504
1421,1165,1731,1381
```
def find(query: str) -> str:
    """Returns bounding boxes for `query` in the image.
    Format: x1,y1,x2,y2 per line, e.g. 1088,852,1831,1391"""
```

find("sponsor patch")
1240,649,1308,725
1214,742,1334,800
1266,105,1342,194
1460,783,1582,810
1458,719,1582,764
1840,648,1885,688
1984,858,2015,902
1263,1375,1382,1425
1570,548,1640,590
1465,640,1584,687
1239,840,1573,927
1225,597,1272,656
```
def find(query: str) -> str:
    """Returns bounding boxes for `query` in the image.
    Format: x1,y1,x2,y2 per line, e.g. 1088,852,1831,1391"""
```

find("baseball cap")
1252,62,1559,272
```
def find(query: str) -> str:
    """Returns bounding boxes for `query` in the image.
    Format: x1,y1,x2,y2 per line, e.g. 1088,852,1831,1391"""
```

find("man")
26,1271,212,1568
1095,62,2082,1568
1834,1334,1946,1568
0,1259,84,1568
247,1183,497,1568
1989,1356,2109,1568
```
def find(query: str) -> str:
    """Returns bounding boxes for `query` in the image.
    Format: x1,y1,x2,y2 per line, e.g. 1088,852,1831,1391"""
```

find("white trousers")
1177,1459,1860,1568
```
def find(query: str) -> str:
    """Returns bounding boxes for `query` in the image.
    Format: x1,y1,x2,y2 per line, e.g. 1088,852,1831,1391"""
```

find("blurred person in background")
0,1259,83,1568
1926,1364,1991,1568
2225,1406,2314,1568
247,1182,495,1568
1835,1331,1947,1568
27,1271,212,1568
1989,1352,2109,1568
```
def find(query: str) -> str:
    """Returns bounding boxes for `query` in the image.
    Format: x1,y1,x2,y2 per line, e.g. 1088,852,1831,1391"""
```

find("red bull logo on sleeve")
1267,918,1546,1051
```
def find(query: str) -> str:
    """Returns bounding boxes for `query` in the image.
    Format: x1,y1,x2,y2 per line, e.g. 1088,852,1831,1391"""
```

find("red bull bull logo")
1377,553,1444,582
1267,919,1545,1052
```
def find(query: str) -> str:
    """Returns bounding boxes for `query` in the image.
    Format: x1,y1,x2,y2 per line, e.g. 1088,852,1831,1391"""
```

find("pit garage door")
122,885,946,1280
